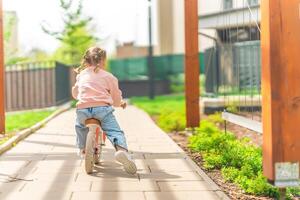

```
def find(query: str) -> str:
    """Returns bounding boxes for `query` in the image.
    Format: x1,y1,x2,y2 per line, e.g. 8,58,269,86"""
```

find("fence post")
261,0,300,183
0,0,5,134
184,0,200,128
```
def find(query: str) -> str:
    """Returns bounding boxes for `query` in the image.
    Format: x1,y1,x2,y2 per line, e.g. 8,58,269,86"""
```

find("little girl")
72,46,137,174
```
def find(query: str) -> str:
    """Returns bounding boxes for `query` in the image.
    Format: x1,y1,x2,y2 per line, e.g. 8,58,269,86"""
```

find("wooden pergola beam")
184,0,200,128
0,0,4,134
261,0,300,181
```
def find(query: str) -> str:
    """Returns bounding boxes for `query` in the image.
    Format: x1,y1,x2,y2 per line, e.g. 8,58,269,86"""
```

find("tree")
26,48,50,61
42,0,97,65
4,12,20,65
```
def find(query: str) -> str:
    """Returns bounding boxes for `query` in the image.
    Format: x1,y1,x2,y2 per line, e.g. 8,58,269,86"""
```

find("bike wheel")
85,130,95,174
93,147,101,164
94,131,102,164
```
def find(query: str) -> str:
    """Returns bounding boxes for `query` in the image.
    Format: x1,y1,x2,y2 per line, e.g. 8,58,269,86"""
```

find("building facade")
198,0,261,94
115,42,149,59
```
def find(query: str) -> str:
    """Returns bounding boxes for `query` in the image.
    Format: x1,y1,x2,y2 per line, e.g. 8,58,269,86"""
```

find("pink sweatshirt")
72,67,122,109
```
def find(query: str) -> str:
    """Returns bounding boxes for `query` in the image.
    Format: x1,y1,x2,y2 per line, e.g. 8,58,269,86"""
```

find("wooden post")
0,0,4,134
184,0,200,128
261,0,300,182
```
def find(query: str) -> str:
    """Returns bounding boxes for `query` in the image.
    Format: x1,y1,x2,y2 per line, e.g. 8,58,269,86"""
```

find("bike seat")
85,118,100,125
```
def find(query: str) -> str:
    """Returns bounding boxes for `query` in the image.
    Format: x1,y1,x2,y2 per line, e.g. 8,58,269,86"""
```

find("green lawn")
131,94,185,116
131,94,186,132
5,109,56,133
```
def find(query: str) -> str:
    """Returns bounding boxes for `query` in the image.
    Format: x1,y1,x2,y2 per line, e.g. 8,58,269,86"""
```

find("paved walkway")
0,106,227,200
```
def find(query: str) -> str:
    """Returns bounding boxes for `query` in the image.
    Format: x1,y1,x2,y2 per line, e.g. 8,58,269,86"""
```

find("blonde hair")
75,46,107,73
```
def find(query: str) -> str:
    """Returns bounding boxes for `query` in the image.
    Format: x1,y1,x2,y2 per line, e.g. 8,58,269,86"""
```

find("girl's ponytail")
75,47,107,74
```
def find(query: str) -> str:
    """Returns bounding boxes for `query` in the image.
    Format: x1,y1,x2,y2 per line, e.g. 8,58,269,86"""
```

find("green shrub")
168,74,185,93
226,103,238,113
207,113,224,124
188,121,279,198
158,108,186,132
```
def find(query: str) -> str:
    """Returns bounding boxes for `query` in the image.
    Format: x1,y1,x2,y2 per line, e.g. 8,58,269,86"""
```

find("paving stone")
157,181,214,191
0,182,25,193
145,158,196,172
76,172,139,182
91,180,159,192
0,190,72,200
139,171,203,181
71,192,145,200
144,191,219,200
17,173,77,183
21,181,91,192
144,153,186,159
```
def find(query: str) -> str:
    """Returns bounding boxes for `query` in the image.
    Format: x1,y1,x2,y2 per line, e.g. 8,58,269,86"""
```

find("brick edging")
184,153,231,200
169,137,231,200
0,102,72,155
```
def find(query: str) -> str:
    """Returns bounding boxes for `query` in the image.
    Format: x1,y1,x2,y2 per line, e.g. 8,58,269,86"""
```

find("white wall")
156,0,261,54
199,0,260,15
172,0,185,54
199,0,222,15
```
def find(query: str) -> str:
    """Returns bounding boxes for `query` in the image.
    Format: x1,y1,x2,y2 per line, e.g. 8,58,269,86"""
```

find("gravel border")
0,102,72,155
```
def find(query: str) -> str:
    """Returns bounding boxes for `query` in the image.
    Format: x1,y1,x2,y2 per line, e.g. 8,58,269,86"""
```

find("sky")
3,0,157,54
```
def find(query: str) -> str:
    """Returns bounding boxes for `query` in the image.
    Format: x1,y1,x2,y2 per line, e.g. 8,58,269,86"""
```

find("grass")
131,94,186,132
131,94,185,115
0,109,56,146
5,109,56,133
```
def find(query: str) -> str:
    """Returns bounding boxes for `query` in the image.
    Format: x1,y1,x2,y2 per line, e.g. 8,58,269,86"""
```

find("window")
223,0,233,10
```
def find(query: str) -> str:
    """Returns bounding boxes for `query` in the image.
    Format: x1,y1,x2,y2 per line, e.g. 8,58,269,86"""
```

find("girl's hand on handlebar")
120,101,127,109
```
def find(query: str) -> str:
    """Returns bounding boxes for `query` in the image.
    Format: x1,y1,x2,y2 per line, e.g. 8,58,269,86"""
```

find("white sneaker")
115,151,137,175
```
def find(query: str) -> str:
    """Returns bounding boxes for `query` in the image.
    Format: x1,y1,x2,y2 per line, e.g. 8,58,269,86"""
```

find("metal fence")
204,41,261,95
5,61,72,111
109,53,205,81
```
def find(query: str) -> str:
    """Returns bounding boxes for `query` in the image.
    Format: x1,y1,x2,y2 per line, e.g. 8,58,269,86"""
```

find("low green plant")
5,109,55,132
168,74,185,93
207,112,224,124
158,107,186,132
188,120,279,198
226,103,239,113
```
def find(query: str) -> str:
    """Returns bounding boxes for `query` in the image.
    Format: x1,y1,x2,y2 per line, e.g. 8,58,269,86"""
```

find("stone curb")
183,132,231,200
184,153,231,200
0,102,72,155
169,136,230,200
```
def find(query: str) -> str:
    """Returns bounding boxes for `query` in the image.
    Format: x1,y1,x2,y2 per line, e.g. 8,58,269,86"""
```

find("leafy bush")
168,74,185,93
207,112,224,124
158,107,186,132
188,120,280,198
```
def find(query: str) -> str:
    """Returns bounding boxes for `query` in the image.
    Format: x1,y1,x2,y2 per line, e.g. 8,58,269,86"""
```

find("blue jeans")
75,106,128,150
